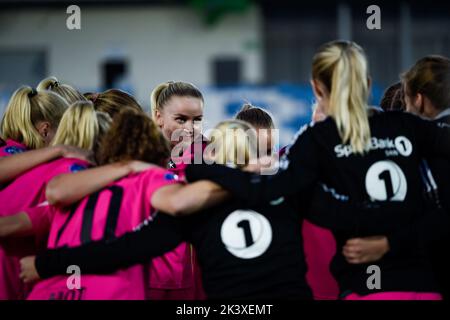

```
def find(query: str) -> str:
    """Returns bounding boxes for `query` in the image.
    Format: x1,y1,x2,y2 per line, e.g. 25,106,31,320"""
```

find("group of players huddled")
1,40,449,300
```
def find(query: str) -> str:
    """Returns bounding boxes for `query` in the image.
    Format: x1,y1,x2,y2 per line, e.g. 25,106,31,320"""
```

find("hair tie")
28,88,37,98
51,81,59,89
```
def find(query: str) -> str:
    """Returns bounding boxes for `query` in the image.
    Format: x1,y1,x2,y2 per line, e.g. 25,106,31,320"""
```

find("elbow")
166,197,189,217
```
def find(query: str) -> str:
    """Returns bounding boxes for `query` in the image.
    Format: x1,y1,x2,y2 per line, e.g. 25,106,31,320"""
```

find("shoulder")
49,157,91,174
139,166,182,184
0,139,27,156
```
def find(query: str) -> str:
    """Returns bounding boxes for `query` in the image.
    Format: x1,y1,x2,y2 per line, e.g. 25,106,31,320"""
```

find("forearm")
0,212,33,237
46,162,132,206
185,163,298,206
35,214,183,278
171,181,229,215
0,146,64,183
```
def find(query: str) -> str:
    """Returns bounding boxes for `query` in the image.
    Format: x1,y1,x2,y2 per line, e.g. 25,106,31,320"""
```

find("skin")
35,121,56,147
0,145,93,184
154,96,203,148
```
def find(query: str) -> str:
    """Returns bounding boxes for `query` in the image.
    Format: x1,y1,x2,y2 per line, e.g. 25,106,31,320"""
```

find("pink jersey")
0,157,89,300
0,139,26,300
302,219,339,300
27,168,180,300
0,139,27,158
147,141,207,299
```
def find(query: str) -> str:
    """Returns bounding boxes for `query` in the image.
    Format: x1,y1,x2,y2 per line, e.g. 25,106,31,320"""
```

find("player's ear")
36,121,51,138
311,79,324,101
415,93,425,115
155,109,164,128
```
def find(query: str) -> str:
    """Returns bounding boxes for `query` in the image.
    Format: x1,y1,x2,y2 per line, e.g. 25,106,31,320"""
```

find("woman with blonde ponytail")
0,87,91,185
0,101,112,300
37,76,86,105
184,40,450,300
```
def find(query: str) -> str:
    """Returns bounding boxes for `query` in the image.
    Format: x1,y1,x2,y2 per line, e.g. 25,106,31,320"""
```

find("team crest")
69,164,87,173
5,146,25,155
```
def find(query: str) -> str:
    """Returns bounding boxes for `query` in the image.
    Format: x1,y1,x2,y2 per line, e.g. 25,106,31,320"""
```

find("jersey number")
55,186,124,246
365,161,407,201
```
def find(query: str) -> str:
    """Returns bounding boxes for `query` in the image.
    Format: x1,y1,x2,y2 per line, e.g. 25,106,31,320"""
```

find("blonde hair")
209,120,257,169
37,76,86,105
150,81,204,119
0,86,69,149
312,40,371,154
51,101,111,151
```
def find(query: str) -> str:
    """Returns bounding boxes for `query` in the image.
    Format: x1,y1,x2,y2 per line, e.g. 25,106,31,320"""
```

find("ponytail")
313,41,371,154
1,86,68,149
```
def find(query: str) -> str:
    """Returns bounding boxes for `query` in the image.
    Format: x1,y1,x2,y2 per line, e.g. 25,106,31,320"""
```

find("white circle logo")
395,136,413,157
365,160,408,201
220,210,272,259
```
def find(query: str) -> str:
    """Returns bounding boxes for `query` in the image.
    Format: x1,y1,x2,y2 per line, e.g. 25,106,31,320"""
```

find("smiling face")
155,95,204,148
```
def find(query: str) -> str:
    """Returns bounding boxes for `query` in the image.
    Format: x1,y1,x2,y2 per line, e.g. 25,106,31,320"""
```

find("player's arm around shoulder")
151,179,229,217
46,160,155,207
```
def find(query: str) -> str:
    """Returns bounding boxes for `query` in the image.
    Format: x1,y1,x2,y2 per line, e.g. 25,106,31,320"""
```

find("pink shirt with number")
27,168,180,300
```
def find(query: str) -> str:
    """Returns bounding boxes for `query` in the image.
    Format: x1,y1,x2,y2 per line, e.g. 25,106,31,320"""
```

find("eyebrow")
173,114,203,117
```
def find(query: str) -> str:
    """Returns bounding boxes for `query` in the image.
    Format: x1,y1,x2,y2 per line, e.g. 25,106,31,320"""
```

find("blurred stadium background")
0,0,449,146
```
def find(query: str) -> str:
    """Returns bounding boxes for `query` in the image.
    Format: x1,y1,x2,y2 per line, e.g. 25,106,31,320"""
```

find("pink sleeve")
48,159,90,181
145,168,183,201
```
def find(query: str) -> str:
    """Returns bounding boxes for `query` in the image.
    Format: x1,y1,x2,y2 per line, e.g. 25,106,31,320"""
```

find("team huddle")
0,40,449,300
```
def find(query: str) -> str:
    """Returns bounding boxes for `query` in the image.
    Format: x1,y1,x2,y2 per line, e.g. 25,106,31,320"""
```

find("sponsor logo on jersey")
334,136,413,158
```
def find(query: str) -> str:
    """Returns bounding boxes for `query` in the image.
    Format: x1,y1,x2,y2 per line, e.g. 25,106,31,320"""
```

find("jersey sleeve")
144,168,183,201
35,212,184,279
407,113,450,159
185,124,320,206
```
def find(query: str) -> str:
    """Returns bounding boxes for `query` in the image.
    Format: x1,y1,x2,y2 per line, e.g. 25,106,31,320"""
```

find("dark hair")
402,55,450,111
84,89,143,120
380,82,405,112
96,108,170,167
235,104,274,129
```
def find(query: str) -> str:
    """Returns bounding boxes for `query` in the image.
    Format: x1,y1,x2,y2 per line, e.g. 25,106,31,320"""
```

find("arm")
0,212,32,237
185,126,320,206
20,212,184,282
0,145,93,184
343,206,450,264
46,161,157,207
151,181,229,216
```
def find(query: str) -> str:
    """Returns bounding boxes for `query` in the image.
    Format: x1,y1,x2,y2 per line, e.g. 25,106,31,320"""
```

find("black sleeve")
306,183,408,233
388,204,450,256
409,113,450,158
35,212,184,279
308,182,450,255
185,125,320,206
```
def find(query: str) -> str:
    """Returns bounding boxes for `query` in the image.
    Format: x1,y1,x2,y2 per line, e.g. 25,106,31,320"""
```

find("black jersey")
185,111,450,296
35,197,312,300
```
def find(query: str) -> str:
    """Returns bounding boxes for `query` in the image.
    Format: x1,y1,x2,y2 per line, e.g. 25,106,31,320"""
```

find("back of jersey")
308,111,441,295
312,111,427,235
185,198,312,299
27,167,179,300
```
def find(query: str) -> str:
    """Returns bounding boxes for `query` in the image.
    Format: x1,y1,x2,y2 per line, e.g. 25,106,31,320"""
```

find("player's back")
28,167,178,300
183,197,312,299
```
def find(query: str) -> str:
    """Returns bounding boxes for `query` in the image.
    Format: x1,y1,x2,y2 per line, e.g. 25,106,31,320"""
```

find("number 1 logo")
220,210,272,259
365,161,407,201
